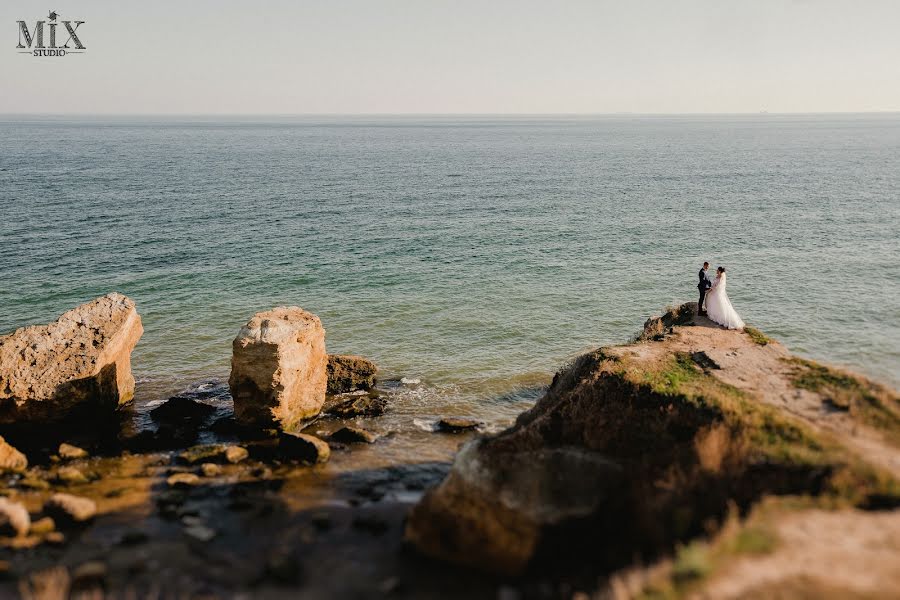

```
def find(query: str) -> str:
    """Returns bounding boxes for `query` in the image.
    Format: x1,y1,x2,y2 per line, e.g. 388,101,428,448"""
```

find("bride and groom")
697,262,745,330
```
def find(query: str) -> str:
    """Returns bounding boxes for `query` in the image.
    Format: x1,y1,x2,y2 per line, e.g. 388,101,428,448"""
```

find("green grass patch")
728,526,778,555
671,541,712,582
646,352,703,396
744,326,771,346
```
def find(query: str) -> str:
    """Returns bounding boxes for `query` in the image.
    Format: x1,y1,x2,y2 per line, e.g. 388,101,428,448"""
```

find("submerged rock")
230,307,328,430
45,493,97,525
150,396,217,423
178,444,227,465
0,293,143,423
328,393,387,418
0,498,30,537
0,436,27,472
330,426,378,444
279,432,331,464
435,418,482,433
327,354,378,394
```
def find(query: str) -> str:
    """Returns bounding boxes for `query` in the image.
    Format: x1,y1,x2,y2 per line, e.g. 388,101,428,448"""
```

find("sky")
2,0,899,114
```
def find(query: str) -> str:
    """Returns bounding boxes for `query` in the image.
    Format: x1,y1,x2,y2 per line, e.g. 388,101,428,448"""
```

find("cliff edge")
405,303,900,597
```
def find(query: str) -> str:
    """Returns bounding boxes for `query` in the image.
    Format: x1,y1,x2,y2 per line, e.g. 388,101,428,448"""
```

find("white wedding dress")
704,273,745,330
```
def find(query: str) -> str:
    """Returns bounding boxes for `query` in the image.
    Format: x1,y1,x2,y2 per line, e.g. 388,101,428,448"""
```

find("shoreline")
0,298,897,598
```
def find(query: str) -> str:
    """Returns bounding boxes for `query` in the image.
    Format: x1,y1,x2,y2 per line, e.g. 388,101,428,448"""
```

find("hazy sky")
2,0,899,114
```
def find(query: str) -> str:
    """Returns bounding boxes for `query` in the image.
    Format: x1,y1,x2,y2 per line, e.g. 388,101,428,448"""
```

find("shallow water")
1,114,898,426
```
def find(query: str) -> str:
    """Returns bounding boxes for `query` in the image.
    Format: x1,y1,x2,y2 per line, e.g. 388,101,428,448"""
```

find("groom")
697,261,712,315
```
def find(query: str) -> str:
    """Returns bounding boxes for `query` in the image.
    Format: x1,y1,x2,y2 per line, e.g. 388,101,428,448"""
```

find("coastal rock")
639,302,696,341
58,443,89,460
229,307,328,430
327,354,378,394
201,463,222,477
436,418,482,433
279,432,331,464
167,473,201,487
225,445,249,464
0,293,143,422
0,436,27,472
29,517,56,536
179,444,227,465
330,426,378,444
327,394,387,418
56,466,89,485
0,498,30,537
45,493,97,525
150,396,217,424
405,303,900,576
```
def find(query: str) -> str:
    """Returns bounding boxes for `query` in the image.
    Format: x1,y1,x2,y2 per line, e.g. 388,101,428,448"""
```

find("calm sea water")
1,115,898,427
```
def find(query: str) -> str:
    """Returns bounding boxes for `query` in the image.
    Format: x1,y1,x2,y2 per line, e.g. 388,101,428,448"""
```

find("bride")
704,267,745,330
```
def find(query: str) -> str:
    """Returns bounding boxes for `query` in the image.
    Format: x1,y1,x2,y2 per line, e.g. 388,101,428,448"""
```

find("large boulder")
326,354,377,394
229,307,327,430
0,293,143,423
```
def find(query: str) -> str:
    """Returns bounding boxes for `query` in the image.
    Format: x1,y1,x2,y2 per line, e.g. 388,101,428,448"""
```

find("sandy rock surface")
229,307,327,430
0,293,143,422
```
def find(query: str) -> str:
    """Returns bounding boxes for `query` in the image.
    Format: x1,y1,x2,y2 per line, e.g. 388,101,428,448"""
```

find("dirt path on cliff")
613,315,900,479
694,508,900,599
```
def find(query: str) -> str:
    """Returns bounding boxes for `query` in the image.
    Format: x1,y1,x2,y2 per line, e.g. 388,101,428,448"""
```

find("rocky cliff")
405,303,900,595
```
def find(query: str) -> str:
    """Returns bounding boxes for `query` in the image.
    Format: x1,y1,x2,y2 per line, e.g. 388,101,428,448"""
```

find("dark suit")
698,268,712,312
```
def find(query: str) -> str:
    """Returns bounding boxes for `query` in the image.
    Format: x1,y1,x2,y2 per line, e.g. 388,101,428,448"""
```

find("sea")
1,114,898,432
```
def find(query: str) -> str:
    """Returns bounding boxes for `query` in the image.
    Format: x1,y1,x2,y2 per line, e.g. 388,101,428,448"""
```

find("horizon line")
1,110,899,118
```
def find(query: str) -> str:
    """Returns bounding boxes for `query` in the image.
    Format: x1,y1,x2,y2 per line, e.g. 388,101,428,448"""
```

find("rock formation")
405,304,900,576
0,293,143,423
326,354,378,394
0,436,27,472
279,431,331,464
229,307,327,430
45,493,97,525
